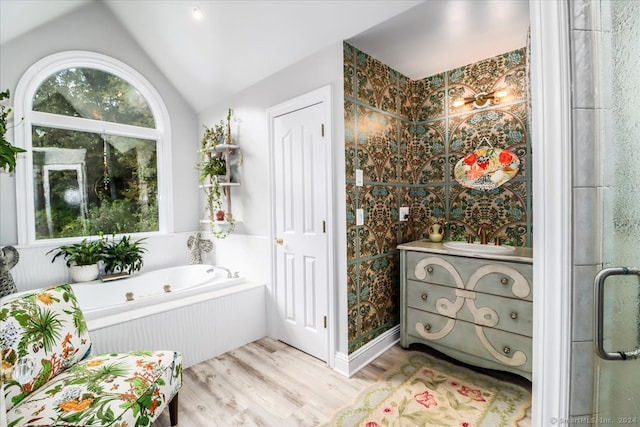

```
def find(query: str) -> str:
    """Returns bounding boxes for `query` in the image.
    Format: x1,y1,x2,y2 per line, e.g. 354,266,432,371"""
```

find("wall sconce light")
453,89,508,109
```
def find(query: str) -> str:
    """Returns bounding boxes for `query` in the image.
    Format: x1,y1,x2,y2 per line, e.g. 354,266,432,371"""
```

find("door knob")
274,238,284,246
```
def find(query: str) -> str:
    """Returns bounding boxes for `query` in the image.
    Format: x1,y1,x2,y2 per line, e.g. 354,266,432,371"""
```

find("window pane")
33,68,155,128
32,126,158,238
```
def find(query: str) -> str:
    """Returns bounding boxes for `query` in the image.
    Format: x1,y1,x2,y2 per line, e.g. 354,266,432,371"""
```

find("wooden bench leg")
169,392,179,426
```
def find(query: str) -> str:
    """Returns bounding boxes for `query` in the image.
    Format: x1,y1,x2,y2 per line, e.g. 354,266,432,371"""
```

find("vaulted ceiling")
0,0,529,113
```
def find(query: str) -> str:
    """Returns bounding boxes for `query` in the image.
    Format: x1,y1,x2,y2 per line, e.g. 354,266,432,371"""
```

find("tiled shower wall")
344,42,531,353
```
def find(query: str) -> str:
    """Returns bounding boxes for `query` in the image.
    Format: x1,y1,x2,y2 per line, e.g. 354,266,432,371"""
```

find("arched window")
14,51,173,244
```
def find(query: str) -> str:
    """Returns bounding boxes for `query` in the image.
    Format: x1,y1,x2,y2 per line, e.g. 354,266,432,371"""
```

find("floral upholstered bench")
0,284,182,426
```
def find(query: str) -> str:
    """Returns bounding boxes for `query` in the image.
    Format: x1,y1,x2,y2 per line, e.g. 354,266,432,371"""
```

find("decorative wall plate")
454,146,520,190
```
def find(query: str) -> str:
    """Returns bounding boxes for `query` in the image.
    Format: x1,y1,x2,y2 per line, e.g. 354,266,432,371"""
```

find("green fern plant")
0,89,26,173
47,238,106,267
102,235,147,275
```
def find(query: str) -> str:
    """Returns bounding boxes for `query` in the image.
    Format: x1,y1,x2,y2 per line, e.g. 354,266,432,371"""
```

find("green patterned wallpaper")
344,42,530,353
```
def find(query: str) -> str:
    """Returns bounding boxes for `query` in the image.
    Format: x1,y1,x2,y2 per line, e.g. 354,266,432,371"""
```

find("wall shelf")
199,219,240,227
199,182,240,189
198,120,241,238
213,144,239,153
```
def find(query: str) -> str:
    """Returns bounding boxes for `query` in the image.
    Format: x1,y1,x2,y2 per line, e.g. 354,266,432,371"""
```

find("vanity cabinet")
399,241,533,380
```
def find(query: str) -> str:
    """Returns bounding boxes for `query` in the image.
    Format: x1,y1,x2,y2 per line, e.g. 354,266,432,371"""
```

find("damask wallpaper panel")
356,107,400,183
355,50,400,113
407,120,447,185
414,73,447,121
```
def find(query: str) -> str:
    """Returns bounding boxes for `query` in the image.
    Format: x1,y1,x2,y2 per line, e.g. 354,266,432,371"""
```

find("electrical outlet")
356,208,364,226
355,169,363,186
399,207,409,222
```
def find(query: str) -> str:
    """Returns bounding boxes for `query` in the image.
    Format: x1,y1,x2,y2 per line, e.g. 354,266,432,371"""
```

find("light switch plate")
356,208,364,226
355,169,363,186
399,207,409,222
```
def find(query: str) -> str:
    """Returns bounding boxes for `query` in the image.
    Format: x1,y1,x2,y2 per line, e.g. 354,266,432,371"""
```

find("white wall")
0,2,201,288
198,42,349,355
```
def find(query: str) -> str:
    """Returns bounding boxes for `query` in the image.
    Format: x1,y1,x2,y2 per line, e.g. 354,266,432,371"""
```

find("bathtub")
71,264,267,368
71,264,244,321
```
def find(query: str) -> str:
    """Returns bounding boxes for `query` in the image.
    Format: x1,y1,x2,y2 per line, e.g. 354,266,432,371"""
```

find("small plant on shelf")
200,156,226,182
200,120,225,151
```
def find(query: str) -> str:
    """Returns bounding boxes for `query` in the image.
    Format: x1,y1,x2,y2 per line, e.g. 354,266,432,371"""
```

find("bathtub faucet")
206,266,237,278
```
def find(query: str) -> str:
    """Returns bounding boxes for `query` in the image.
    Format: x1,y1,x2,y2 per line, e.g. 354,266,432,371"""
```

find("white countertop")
397,240,533,264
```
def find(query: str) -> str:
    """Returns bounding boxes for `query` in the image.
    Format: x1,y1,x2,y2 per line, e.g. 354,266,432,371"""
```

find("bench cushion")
6,350,182,427
1,284,92,411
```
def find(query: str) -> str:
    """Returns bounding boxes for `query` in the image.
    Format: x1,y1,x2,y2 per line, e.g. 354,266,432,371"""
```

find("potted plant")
102,235,146,278
201,121,225,150
47,238,105,282
200,156,226,182
0,89,26,173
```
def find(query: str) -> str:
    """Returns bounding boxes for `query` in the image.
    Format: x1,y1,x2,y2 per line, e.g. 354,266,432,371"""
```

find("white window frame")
14,51,174,245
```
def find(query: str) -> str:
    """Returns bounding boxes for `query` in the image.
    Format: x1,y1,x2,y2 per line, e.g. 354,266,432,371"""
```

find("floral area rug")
319,351,531,427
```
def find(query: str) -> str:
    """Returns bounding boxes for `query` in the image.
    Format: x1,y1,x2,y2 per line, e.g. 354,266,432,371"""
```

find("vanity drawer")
406,252,533,301
473,267,533,301
407,281,532,337
406,280,455,313
406,309,532,373
406,252,464,287
468,293,532,337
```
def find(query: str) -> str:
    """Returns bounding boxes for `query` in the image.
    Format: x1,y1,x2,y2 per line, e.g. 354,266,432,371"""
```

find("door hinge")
323,316,327,328
322,220,326,233
321,123,325,137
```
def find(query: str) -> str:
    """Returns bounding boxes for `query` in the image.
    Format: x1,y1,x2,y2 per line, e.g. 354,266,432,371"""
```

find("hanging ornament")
94,135,111,198
102,136,110,190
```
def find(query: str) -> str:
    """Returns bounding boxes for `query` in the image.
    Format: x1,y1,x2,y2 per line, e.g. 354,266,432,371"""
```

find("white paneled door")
271,95,329,362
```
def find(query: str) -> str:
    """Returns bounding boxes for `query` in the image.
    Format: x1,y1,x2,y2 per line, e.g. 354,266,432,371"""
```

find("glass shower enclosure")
594,0,640,422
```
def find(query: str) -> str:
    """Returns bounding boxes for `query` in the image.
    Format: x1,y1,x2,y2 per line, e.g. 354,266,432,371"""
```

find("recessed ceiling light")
192,6,203,20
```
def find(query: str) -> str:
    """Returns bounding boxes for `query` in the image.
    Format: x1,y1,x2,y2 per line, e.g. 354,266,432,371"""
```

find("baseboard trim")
333,325,400,377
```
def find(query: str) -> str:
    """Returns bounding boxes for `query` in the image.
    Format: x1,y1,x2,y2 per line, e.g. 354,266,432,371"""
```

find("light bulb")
192,6,203,20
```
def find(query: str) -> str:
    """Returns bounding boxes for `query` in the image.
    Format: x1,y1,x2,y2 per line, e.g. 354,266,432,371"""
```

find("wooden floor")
153,338,531,427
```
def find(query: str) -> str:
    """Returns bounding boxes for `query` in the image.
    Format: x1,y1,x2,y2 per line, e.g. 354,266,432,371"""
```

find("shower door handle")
594,267,640,360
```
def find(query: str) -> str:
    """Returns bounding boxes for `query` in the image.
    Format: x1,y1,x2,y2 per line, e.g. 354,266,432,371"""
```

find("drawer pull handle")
427,266,434,273
503,346,511,354
500,277,509,285
510,312,518,320
424,324,432,332
421,293,428,301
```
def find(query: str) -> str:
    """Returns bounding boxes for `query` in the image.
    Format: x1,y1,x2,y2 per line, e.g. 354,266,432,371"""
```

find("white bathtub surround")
70,264,266,368
203,232,271,286
87,281,266,368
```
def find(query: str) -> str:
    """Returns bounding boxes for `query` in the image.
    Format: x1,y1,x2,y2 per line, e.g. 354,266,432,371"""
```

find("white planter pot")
70,264,100,283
